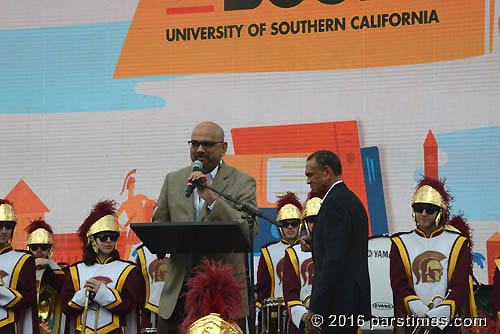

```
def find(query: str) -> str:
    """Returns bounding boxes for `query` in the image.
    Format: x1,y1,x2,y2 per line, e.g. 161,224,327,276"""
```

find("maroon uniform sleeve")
256,249,271,308
9,254,36,310
390,240,418,316
61,265,81,316
490,260,500,319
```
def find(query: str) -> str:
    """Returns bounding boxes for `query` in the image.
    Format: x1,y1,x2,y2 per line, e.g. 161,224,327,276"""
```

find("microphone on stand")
185,160,204,197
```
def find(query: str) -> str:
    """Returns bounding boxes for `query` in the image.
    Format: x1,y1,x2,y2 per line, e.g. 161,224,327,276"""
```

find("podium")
130,221,250,256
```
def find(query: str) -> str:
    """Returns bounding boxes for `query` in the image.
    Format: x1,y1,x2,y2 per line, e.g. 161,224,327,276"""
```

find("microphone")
185,160,203,197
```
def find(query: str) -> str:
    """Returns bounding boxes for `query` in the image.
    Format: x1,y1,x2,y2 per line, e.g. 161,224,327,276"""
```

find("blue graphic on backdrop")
473,252,486,269
415,126,500,221
361,146,389,235
0,22,180,114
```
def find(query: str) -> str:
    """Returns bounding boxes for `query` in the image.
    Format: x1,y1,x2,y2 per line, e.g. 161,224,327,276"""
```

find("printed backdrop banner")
115,0,485,76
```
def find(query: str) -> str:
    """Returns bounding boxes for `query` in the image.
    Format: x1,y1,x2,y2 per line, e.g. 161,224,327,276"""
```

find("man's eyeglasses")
413,203,439,215
0,222,15,230
282,221,300,228
95,232,119,242
29,244,50,252
188,140,223,149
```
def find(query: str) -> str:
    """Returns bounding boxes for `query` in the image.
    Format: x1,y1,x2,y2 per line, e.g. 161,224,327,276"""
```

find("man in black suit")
302,150,371,334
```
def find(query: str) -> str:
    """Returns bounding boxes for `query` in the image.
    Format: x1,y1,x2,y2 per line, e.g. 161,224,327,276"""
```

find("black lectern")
130,221,250,256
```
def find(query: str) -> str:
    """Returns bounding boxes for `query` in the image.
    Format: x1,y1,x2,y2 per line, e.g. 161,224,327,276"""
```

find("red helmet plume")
180,258,243,334
26,219,53,235
0,199,13,205
415,177,453,206
77,200,118,247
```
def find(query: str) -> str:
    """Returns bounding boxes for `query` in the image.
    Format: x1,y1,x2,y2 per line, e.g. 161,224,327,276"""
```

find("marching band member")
282,194,321,334
390,177,474,334
256,192,302,309
0,199,39,334
130,243,169,329
62,200,145,334
26,219,66,333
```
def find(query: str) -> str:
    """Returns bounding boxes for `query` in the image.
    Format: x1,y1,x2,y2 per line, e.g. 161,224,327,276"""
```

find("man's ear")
323,165,334,177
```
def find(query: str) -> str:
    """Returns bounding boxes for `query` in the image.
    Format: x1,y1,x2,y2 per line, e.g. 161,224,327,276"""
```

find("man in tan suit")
152,122,258,334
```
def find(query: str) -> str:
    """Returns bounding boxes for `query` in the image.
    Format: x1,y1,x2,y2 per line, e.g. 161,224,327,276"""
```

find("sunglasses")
0,222,15,230
413,203,439,215
282,221,300,228
95,232,119,242
29,244,50,252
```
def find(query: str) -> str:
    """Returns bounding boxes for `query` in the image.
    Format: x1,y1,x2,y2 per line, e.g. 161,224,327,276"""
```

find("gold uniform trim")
448,236,466,284
440,300,456,320
392,237,413,288
69,266,80,291
261,247,275,297
4,289,22,308
0,253,31,327
137,247,154,312
0,204,16,222
26,228,53,245
495,258,500,271
468,275,478,318
286,300,304,317
285,247,300,280
68,300,82,311
87,215,119,238
105,288,123,310
403,295,420,315
104,264,134,311
255,301,262,309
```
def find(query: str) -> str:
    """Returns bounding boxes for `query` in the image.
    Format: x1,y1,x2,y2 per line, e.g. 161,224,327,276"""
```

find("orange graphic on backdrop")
224,121,372,235
116,169,157,259
5,180,49,249
115,0,487,77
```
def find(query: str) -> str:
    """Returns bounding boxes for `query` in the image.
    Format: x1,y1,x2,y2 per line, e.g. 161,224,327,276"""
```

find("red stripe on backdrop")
166,6,214,15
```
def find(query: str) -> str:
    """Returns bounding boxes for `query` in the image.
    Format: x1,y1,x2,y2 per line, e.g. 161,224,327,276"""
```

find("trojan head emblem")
412,251,446,284
301,258,314,287
149,258,169,282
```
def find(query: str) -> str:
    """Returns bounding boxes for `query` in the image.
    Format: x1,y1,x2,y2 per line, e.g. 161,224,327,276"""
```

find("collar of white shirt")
321,180,343,203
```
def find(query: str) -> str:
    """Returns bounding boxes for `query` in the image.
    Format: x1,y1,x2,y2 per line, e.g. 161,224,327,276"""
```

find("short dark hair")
307,150,342,175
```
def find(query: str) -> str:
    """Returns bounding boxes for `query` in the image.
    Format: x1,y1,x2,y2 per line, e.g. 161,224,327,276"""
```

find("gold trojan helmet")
302,196,322,235
26,219,55,257
276,192,302,241
0,200,16,242
78,200,120,254
0,202,16,222
411,177,451,227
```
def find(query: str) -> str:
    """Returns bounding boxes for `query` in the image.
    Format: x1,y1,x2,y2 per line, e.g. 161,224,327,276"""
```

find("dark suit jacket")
152,161,258,320
310,182,371,326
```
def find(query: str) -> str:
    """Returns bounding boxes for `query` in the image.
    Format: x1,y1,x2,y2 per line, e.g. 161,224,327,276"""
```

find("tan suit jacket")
152,161,258,320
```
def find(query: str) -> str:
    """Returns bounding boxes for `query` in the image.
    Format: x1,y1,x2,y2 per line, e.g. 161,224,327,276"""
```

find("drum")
367,235,394,330
140,328,158,334
261,297,288,334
